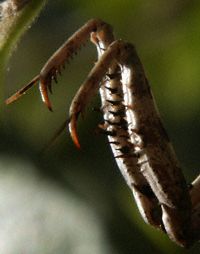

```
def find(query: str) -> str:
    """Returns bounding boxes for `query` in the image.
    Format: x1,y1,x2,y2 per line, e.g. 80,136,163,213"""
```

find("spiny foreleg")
5,19,113,111
90,31,162,228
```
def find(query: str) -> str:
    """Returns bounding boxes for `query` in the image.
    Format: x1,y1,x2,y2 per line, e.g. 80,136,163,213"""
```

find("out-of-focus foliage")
0,156,113,254
0,0,46,102
1,0,200,253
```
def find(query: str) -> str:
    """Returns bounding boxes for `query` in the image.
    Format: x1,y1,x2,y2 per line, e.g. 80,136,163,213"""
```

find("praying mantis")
6,19,200,247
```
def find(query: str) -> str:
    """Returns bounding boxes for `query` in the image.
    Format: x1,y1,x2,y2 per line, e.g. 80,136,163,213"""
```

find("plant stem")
0,0,47,120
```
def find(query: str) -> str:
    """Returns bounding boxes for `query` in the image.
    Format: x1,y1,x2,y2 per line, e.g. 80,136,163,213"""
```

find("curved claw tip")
43,97,53,111
46,102,53,112
69,115,81,149
39,81,53,111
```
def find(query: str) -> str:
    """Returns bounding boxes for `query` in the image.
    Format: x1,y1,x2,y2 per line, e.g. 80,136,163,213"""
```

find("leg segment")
6,19,113,110
90,29,162,229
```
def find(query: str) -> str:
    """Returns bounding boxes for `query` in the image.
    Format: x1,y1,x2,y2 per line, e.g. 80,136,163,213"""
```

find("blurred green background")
1,0,200,253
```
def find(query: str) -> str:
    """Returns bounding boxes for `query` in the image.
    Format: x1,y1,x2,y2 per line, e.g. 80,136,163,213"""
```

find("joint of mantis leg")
6,19,200,248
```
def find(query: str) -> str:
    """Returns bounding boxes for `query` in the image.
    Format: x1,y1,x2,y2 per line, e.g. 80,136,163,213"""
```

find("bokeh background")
1,0,200,253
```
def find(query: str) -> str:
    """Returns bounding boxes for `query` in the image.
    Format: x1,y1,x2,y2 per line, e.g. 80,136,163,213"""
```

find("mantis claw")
69,113,81,149
39,81,53,111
